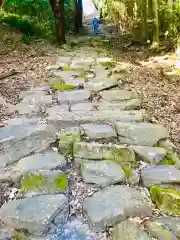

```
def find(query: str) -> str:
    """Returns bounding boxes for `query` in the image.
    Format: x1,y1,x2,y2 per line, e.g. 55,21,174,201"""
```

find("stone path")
0,37,180,239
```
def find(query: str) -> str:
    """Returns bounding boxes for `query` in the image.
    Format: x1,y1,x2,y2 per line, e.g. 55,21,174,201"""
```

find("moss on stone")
150,185,180,216
75,73,86,78
52,83,76,91
59,131,81,157
14,230,29,240
100,61,116,69
21,173,46,192
63,67,84,71
122,166,133,178
52,174,68,191
160,151,180,166
21,172,68,193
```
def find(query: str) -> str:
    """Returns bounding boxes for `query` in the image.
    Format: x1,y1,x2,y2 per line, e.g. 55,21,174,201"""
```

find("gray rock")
0,124,56,167
0,194,69,236
47,111,79,129
20,92,52,105
145,220,178,240
4,117,41,126
112,219,151,240
131,146,167,164
141,165,180,187
84,78,118,92
98,99,141,111
74,142,136,167
83,185,153,231
56,56,72,66
52,219,97,240
80,124,117,140
81,160,125,187
99,90,137,102
21,170,68,197
14,150,66,176
46,104,69,115
15,102,43,115
70,102,97,112
153,217,180,238
73,110,145,124
115,122,169,146
0,229,14,239
58,90,91,104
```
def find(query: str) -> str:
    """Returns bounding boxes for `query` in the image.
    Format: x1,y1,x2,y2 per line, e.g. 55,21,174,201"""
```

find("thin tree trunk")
0,0,3,7
140,0,148,43
49,0,66,44
152,0,159,45
74,0,83,33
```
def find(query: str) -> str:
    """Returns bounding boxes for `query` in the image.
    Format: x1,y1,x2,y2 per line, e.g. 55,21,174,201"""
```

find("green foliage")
1,0,76,42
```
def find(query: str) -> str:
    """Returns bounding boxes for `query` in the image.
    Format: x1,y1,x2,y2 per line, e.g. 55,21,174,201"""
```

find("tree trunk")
49,0,66,44
0,0,3,7
140,0,148,43
152,0,159,45
74,0,83,33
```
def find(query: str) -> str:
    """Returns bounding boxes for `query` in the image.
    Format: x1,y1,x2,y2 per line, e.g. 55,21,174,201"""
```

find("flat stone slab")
4,117,41,126
99,90,137,102
84,78,118,92
0,194,69,236
150,216,180,238
115,122,169,146
21,170,68,197
70,102,97,112
83,185,153,231
112,219,151,240
14,150,66,176
0,124,56,167
131,146,167,164
81,160,125,187
58,90,91,104
47,110,145,130
74,142,136,167
80,123,117,140
73,110,145,123
145,220,178,240
98,99,141,111
141,165,180,187
20,92,52,105
46,104,69,115
47,111,79,129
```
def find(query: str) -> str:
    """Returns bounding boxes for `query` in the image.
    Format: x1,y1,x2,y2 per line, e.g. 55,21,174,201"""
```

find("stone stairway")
0,38,180,240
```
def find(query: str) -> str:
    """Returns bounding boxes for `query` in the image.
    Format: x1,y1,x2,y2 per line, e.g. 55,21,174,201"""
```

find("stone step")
73,142,136,168
83,185,153,231
0,194,69,236
0,124,56,168
99,89,138,102
115,122,169,146
47,110,146,129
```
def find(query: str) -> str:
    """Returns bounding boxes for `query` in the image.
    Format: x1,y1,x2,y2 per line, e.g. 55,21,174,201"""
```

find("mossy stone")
52,83,76,91
150,185,180,216
160,151,180,167
21,171,68,194
58,128,81,157
145,220,177,239
14,230,29,240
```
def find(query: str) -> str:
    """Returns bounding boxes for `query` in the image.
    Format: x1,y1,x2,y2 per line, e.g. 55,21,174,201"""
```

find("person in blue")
92,17,99,34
